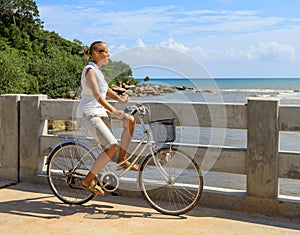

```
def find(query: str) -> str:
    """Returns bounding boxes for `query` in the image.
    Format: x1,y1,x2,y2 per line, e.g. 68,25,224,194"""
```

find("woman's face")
93,43,110,65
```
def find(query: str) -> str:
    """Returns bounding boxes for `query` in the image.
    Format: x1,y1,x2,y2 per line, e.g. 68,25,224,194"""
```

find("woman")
76,41,137,196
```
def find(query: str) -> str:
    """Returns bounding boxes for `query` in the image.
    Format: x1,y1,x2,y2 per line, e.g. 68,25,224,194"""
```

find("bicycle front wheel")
139,148,203,215
47,141,96,205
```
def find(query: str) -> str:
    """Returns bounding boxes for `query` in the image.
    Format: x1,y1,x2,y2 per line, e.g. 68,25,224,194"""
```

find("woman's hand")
111,109,126,120
119,94,129,103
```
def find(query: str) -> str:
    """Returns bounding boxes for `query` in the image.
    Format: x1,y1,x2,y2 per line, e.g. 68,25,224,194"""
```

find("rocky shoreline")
112,83,184,97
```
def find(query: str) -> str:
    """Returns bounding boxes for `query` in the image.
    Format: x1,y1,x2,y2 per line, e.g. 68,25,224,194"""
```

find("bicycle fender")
46,139,92,165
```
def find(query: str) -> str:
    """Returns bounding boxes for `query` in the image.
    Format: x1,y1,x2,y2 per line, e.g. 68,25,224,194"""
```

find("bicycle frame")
105,108,171,181
47,104,172,183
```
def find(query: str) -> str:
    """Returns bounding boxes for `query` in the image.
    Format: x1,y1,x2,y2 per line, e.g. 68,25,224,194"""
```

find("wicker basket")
149,118,176,143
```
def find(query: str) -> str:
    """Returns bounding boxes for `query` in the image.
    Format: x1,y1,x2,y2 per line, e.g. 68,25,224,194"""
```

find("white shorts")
79,114,118,150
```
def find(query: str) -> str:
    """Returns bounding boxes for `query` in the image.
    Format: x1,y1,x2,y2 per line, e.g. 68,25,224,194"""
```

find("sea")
125,78,300,198
55,78,299,198
132,78,300,151
134,77,300,104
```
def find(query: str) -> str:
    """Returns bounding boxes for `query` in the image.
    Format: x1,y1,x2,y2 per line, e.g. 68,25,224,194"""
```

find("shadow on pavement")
0,193,185,221
0,182,299,231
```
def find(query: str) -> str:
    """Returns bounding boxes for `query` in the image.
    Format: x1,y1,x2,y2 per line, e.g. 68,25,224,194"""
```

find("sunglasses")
98,50,109,54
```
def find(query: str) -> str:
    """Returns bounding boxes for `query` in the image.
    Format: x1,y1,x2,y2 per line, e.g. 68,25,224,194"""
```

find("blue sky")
35,0,300,78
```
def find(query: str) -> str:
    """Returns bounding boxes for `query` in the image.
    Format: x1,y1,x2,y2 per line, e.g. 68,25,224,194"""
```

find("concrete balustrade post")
19,95,47,183
247,98,279,199
0,95,21,182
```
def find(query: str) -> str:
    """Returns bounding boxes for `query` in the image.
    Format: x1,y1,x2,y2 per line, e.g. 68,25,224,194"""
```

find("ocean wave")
187,88,300,104
195,88,299,94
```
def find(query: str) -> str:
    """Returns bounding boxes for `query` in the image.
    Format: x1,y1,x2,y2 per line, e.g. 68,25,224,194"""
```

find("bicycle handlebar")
124,103,147,116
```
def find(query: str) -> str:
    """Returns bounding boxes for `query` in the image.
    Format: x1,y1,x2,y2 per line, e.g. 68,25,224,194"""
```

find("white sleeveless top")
76,62,108,118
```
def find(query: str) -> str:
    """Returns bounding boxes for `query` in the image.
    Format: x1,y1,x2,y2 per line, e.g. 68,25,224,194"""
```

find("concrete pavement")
0,182,299,235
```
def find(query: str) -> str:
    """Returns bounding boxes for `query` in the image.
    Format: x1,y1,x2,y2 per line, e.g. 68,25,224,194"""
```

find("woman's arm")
85,69,125,120
107,88,129,103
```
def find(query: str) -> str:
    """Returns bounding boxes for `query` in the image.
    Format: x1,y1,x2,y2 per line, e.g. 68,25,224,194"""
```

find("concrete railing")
0,94,299,218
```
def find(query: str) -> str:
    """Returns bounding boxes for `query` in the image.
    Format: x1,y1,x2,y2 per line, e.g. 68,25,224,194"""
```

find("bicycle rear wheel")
139,147,203,215
47,141,96,204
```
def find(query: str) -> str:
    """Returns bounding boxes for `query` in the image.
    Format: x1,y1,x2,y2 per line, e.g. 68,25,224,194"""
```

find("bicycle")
46,103,203,215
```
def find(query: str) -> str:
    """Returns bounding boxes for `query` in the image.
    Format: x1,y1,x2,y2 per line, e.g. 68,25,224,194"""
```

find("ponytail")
82,46,91,60
82,41,105,60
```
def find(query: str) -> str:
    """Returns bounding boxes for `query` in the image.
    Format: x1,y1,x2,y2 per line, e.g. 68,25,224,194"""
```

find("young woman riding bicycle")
76,41,137,196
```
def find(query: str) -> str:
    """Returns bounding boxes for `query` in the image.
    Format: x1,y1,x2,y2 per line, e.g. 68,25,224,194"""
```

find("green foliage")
0,49,38,94
103,60,139,87
0,0,43,33
0,0,138,98
29,51,86,98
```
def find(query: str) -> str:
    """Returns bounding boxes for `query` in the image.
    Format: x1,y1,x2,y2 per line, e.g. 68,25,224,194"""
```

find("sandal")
81,183,105,196
116,161,139,171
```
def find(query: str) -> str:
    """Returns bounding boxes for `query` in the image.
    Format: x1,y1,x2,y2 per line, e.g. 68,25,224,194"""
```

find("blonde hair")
83,41,106,60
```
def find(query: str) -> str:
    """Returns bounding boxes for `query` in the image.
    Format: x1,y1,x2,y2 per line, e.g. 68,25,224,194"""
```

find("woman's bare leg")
82,144,118,195
117,116,137,170
90,144,118,175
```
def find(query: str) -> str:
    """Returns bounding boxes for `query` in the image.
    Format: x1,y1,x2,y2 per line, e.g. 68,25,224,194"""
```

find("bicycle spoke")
47,141,96,205
139,148,203,215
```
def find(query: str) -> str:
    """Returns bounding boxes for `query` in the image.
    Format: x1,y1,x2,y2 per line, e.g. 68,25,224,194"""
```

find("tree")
0,0,138,98
0,49,38,94
103,60,139,86
0,0,43,34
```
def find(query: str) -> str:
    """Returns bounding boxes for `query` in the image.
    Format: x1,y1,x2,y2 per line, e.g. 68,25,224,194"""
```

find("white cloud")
112,38,297,78
136,38,146,47
159,38,190,54
39,4,300,43
248,42,296,62
111,46,211,78
38,3,300,76
118,45,127,50
153,39,296,63
212,42,296,62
